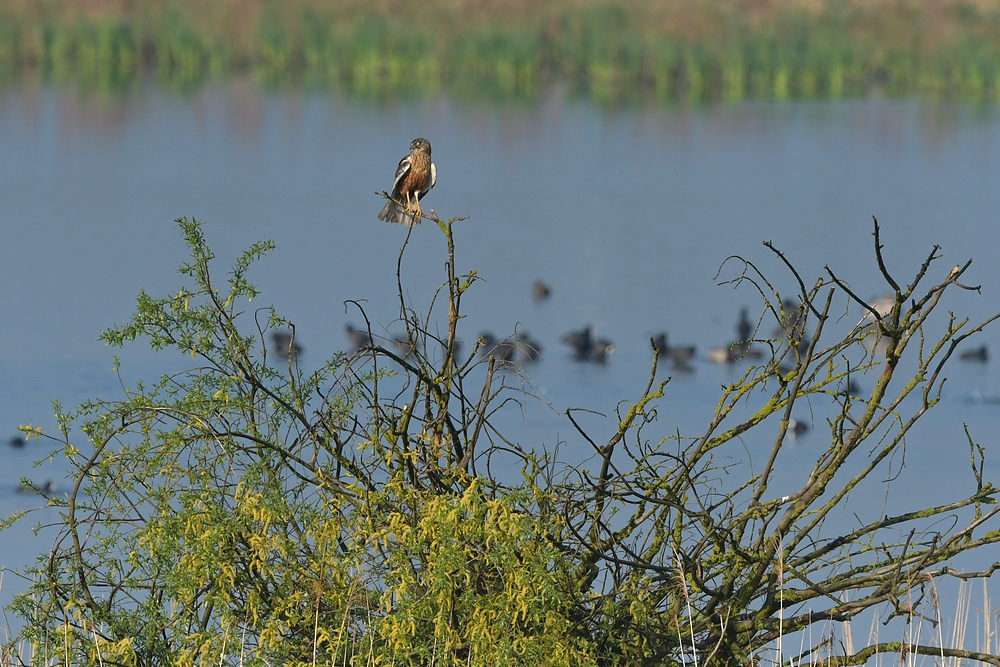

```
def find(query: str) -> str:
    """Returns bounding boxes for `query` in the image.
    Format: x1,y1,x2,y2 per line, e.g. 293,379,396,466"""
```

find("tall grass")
4,1,1000,100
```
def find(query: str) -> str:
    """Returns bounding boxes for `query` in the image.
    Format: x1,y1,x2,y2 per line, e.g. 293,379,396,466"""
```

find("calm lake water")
3,79,1000,648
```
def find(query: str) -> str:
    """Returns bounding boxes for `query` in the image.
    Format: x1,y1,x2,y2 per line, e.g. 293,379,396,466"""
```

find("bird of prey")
378,137,437,226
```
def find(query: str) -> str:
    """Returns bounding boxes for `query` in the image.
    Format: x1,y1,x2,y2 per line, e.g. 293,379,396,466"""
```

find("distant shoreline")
2,1,1000,101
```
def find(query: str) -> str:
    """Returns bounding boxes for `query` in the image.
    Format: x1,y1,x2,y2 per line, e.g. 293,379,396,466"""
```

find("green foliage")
4,213,1000,666
372,480,598,666
4,2,1000,100
3,217,598,666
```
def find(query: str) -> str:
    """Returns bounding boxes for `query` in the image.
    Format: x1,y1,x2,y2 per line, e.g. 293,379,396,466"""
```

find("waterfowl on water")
15,480,56,495
960,345,989,362
652,332,696,369
345,324,372,352
788,419,809,437
561,326,593,361
736,307,753,345
270,330,302,361
516,332,543,362
591,338,615,364
392,333,415,359
533,280,551,302
478,333,517,364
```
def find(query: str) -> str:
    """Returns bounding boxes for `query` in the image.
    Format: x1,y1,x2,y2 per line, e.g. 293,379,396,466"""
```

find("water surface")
2,80,1000,646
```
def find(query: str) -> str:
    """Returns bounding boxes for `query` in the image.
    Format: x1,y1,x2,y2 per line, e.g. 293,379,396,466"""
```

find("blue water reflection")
2,80,1000,643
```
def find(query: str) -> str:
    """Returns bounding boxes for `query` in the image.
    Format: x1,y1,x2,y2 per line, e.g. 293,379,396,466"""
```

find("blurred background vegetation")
3,0,1000,102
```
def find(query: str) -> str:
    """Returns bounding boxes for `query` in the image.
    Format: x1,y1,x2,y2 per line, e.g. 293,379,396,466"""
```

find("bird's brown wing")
379,154,416,225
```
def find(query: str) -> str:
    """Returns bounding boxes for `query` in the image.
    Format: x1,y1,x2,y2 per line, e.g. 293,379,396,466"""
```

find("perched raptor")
378,137,437,226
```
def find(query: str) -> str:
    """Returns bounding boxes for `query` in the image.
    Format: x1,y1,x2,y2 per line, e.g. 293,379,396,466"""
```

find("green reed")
4,2,1000,102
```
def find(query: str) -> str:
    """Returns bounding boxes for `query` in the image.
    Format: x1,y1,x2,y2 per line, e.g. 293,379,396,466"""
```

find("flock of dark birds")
5,435,57,495
269,283,786,372
8,287,991,496
256,283,996,449
263,284,993,375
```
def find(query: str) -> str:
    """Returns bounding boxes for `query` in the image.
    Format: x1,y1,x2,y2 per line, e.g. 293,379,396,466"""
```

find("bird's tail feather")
377,199,420,226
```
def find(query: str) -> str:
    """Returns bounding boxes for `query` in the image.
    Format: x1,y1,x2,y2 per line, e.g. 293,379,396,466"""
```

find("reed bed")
2,0,1000,100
